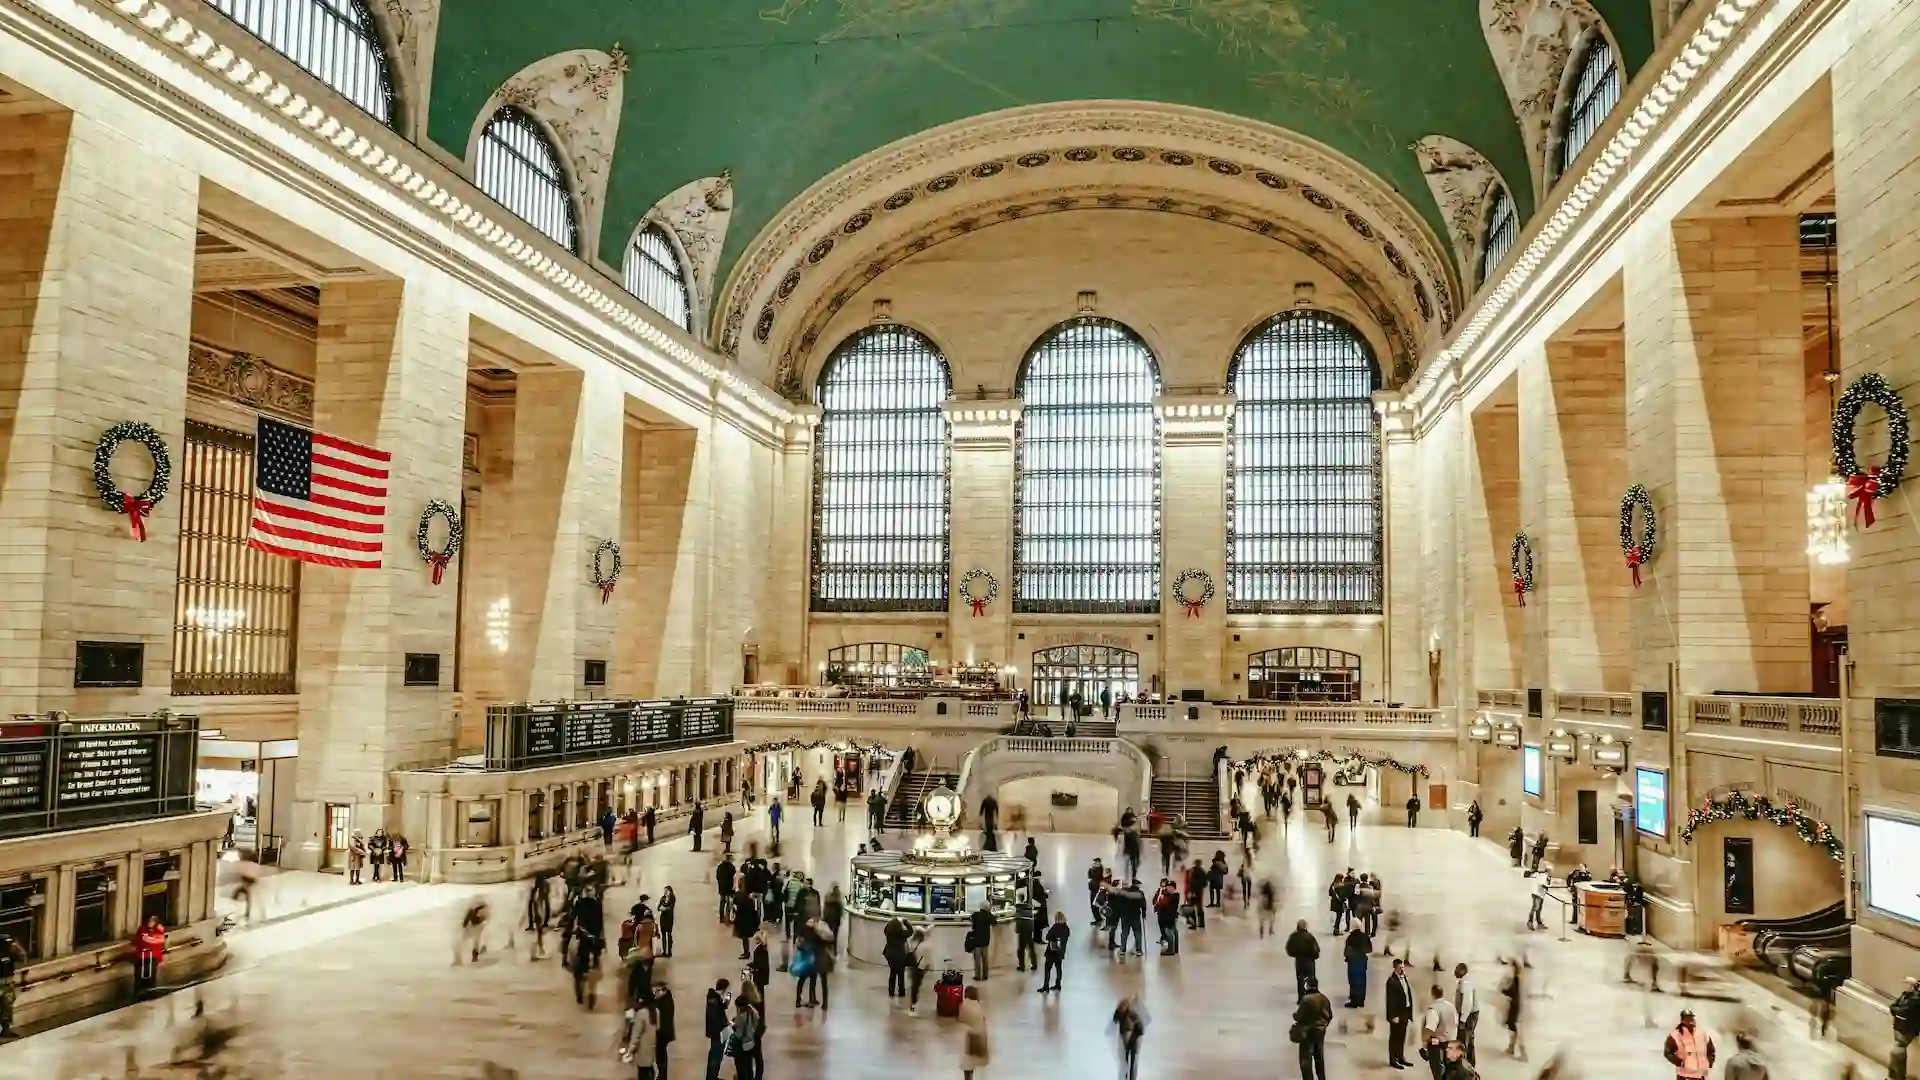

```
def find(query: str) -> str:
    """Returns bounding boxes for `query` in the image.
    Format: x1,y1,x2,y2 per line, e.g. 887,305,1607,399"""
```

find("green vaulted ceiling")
427,0,1654,288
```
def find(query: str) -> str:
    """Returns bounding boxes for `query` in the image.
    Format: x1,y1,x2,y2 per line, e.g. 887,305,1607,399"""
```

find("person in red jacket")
133,915,166,995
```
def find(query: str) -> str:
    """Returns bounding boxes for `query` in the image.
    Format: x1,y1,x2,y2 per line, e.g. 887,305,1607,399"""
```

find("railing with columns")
1477,689,1525,710
1553,691,1634,720
730,696,1018,725
1119,702,1447,730
1688,695,1842,738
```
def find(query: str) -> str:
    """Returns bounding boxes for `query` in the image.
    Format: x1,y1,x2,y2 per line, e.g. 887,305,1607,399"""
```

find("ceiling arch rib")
717,103,1459,389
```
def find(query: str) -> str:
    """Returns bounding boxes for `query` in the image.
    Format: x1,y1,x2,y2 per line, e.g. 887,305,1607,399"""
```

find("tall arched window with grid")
811,326,951,611
1480,185,1519,288
473,106,579,253
1014,318,1162,613
1559,35,1622,176
1226,311,1382,613
207,0,395,126
624,223,693,332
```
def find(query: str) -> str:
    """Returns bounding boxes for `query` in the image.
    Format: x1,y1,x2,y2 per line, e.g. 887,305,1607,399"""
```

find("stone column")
1469,401,1524,691
757,411,818,685
288,275,470,868
0,110,197,714
1378,392,1426,703
945,402,1019,678
1519,336,1630,694
620,423,701,696
1157,394,1232,697
1623,214,1809,696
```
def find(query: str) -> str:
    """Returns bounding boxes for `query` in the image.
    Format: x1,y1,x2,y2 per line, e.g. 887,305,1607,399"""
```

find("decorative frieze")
186,344,312,422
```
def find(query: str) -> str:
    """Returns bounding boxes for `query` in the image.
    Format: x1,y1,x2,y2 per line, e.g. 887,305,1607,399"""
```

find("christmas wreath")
94,421,172,542
416,500,462,585
1618,484,1656,588
1832,372,1910,529
1173,568,1215,617
591,539,622,604
1509,533,1535,606
1679,791,1843,863
957,568,998,617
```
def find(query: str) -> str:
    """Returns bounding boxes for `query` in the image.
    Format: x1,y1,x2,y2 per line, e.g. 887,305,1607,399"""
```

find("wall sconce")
871,298,892,323
485,598,511,652
1293,281,1316,307
1077,290,1098,314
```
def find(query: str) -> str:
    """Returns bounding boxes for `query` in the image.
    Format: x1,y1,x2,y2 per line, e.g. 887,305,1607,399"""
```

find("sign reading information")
0,714,198,838
484,698,734,771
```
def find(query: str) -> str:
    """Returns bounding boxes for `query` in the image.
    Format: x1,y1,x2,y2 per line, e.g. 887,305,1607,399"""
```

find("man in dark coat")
1284,918,1321,998
716,857,737,922
1385,957,1417,1068
689,801,705,851
643,805,657,847
704,978,733,1080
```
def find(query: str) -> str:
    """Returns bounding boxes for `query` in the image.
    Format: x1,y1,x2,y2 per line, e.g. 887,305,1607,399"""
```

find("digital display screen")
929,883,958,916
1522,744,1543,797
1634,767,1668,837
1866,812,1920,925
893,884,926,914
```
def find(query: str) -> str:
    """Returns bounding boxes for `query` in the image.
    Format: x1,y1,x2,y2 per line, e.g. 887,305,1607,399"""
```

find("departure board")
0,714,198,837
485,698,733,770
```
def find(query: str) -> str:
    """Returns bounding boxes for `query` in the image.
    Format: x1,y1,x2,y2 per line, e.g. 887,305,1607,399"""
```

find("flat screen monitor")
893,884,926,914
929,882,958,916
1634,766,1668,837
1522,744,1543,797
1866,811,1920,925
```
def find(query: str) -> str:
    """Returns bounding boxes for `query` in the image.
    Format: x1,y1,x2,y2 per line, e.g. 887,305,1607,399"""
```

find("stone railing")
1688,695,1842,738
731,696,1017,726
1119,702,1448,732
1002,736,1115,754
1477,689,1525,710
1554,691,1634,720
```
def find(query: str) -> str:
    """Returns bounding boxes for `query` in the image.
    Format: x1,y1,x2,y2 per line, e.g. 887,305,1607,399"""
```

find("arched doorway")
1030,645,1140,709
1246,647,1361,702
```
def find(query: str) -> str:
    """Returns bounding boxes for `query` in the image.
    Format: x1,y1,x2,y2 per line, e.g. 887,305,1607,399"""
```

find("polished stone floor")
0,802,1877,1080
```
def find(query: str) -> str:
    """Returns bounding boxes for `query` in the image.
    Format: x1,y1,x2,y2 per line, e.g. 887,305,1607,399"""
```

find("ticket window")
140,854,180,926
551,790,567,837
573,784,589,831
72,868,117,949
459,800,498,848
527,791,547,841
0,880,46,961
698,763,709,801
596,781,612,818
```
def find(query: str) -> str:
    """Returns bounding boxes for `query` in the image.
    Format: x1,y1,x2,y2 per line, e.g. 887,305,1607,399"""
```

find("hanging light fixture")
1806,214,1850,566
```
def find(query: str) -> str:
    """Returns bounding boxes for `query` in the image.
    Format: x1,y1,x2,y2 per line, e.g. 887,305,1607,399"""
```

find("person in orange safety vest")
1661,1009,1716,1080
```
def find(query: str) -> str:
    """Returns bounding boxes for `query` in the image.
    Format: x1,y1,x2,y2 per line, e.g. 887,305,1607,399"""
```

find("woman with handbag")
958,984,989,1078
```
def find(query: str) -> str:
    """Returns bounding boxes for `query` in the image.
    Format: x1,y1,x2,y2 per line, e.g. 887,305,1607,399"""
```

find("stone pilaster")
1623,214,1809,695
756,411,817,685
945,402,1019,674
0,110,197,714
1157,393,1232,696
1378,392,1426,703
1469,400,1524,691
620,423,701,696
289,275,470,867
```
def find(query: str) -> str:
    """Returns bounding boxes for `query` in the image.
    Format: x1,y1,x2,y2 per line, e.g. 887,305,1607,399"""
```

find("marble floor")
0,807,1878,1080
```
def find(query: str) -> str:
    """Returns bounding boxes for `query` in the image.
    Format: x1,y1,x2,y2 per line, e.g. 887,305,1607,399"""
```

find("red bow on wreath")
1183,599,1205,618
1512,576,1526,606
1624,546,1644,588
1848,467,1882,529
120,493,152,542
969,596,987,617
600,581,616,605
426,553,451,585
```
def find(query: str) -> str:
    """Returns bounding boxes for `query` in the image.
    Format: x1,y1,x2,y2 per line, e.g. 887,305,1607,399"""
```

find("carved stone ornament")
481,47,630,254
187,344,314,422
1411,135,1507,289
645,172,735,334
1480,0,1609,195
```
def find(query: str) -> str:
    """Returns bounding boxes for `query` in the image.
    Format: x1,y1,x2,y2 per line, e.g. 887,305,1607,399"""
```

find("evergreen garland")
1679,791,1843,863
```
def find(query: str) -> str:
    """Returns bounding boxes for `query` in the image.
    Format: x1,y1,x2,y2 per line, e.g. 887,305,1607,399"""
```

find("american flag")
248,416,391,569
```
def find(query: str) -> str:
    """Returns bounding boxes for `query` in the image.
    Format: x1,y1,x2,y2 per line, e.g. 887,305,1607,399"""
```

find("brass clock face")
923,788,960,828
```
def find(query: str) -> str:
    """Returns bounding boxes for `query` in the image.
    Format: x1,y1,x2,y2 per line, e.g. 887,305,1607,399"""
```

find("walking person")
1662,1010,1715,1080
1386,957,1417,1069
1454,963,1481,1065
1345,925,1373,1008
643,805,656,847
716,857,737,923
703,978,732,1080
1421,984,1459,1080
720,812,735,855
1285,919,1321,997
810,780,827,827
1321,800,1338,842
1293,976,1334,1080
1257,879,1278,939
1500,957,1527,1061
768,798,783,846
1439,1040,1479,1080
621,997,657,1077
1014,887,1037,972
1527,875,1551,931
907,928,932,1016
1466,801,1483,839
1724,1030,1768,1080
958,985,990,1080
689,801,705,851
1039,911,1069,993
882,914,911,1000
1347,793,1361,829
728,998,762,1080
1112,995,1150,1080
969,900,994,980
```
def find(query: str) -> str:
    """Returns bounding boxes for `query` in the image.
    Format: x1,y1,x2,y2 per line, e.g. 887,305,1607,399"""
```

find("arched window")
824,643,933,688
207,0,395,126
1227,311,1381,613
811,326,951,611
474,106,579,253
1030,645,1141,707
1559,35,1622,175
1480,186,1519,287
624,223,693,332
1014,318,1161,613
1247,647,1361,703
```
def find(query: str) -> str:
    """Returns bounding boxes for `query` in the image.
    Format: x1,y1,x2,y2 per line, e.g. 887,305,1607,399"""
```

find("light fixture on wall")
1807,214,1851,566
1293,281,1316,307
1077,290,1098,314
871,298,892,324
485,597,511,652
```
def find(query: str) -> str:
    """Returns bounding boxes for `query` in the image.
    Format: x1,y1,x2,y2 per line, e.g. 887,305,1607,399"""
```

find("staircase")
1151,778,1228,840
886,769,959,829
1070,718,1117,738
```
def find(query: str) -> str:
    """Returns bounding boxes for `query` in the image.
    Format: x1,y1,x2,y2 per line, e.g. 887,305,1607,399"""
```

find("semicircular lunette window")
207,0,395,126
1559,35,1622,176
811,325,952,612
1015,318,1162,614
473,106,579,253
1227,311,1381,614
624,224,693,332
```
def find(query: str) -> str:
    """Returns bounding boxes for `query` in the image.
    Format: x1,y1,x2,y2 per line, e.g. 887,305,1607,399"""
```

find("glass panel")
207,0,394,125
1227,313,1382,613
1014,319,1162,613
1244,647,1362,702
1559,37,1622,175
173,422,300,695
73,868,116,948
624,224,693,331
1480,188,1519,286
811,326,951,611
1030,645,1141,707
474,106,579,253
824,642,934,688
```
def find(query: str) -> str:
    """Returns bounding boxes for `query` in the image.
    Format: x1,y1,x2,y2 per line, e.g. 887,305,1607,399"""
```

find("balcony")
1688,695,1841,742
1117,701,1450,737
730,695,1018,729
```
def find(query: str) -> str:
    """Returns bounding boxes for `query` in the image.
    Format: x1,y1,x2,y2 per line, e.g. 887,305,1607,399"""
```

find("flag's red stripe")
308,491,385,517
250,518,384,553
311,430,391,463
312,452,390,480
254,499,383,534
247,537,382,570
311,473,388,498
